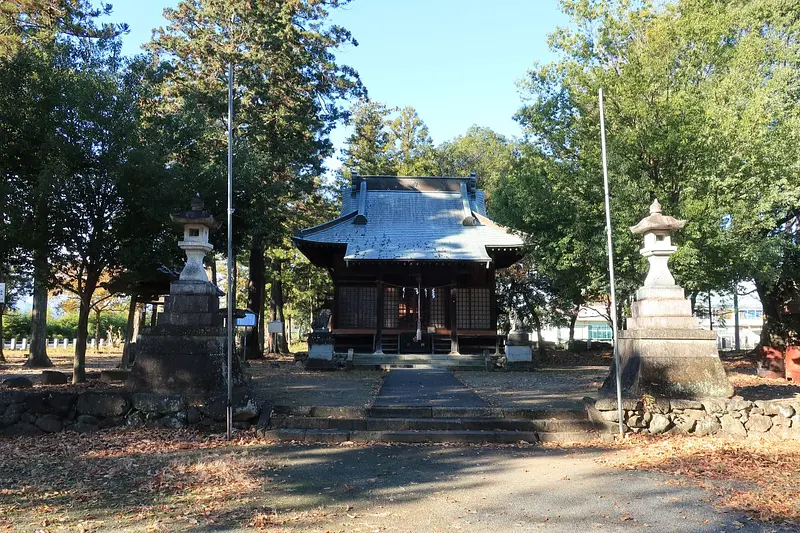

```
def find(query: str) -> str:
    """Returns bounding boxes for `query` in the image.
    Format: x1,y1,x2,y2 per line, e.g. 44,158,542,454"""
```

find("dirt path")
1,430,792,532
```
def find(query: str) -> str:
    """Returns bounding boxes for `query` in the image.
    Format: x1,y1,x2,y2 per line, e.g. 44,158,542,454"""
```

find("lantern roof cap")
170,193,221,229
630,199,686,234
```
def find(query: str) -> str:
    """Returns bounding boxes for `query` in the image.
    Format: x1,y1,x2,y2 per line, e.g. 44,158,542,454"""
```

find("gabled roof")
293,175,524,265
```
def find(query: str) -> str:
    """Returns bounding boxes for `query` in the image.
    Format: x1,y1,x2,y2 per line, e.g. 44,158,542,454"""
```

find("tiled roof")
295,177,523,262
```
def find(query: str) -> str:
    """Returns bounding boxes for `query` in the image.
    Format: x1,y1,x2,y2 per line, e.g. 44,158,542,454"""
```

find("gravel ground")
455,367,608,409
4,434,791,533
240,443,790,533
0,348,120,379
248,360,385,406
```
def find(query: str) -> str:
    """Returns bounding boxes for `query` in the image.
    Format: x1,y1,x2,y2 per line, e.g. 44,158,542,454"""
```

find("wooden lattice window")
384,287,399,328
337,286,376,328
455,288,491,330
428,288,446,329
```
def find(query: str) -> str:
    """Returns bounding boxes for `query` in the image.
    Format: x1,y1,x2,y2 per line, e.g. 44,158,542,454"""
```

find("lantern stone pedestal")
127,196,247,395
602,200,733,399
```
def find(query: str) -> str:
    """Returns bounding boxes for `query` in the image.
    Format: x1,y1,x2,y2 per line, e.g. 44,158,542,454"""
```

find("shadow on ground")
1,428,792,532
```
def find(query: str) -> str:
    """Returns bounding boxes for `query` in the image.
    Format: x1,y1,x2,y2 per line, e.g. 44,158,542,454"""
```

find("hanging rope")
415,277,423,341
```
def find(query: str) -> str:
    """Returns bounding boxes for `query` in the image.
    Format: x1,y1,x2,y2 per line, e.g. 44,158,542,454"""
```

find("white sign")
267,320,283,333
0,283,5,304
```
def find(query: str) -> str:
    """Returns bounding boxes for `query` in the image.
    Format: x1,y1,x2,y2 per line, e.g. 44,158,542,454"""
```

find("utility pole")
598,88,624,438
226,62,234,441
734,289,740,351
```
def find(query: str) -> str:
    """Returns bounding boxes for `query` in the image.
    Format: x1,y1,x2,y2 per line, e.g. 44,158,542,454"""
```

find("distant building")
539,303,614,346
539,292,764,350
697,291,764,350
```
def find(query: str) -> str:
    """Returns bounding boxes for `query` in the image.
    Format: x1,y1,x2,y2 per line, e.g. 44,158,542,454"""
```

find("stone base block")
169,280,221,296
100,370,129,383
127,333,247,395
304,358,337,370
506,361,534,371
308,343,334,361
631,298,692,317
603,333,733,398
165,294,220,314
506,332,530,344
626,316,698,329
635,286,685,301
505,344,532,363
160,311,222,327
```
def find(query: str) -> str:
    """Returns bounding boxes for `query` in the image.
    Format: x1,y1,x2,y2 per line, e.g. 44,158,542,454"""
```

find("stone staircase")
351,353,487,370
261,405,615,444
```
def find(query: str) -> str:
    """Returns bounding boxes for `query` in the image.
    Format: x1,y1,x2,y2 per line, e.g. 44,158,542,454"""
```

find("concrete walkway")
374,368,487,407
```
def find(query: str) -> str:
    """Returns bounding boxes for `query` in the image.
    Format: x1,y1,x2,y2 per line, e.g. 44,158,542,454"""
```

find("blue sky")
105,0,568,164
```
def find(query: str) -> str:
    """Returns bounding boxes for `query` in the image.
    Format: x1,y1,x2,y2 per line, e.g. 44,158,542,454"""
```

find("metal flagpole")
226,62,234,441
598,88,624,437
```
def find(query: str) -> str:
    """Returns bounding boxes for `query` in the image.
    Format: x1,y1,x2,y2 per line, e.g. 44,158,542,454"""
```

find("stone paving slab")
373,368,487,407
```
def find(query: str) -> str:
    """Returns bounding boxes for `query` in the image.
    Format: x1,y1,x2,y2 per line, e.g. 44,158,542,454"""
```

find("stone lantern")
126,194,246,395
601,199,733,399
170,194,220,282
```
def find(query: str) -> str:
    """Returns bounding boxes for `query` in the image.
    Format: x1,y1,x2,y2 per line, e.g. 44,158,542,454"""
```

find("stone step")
271,415,598,433
353,355,485,362
354,358,485,364
259,428,611,445
537,431,616,444
271,405,588,420
358,362,485,368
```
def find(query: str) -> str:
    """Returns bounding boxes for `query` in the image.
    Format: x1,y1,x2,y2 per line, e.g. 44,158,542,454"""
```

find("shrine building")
293,174,524,355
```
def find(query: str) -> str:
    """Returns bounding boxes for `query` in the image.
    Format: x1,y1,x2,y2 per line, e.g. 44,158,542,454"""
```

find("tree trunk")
94,308,101,351
232,252,238,307
208,254,217,285
26,247,52,367
73,273,99,384
245,243,266,359
568,314,577,345
755,279,785,349
273,261,289,354
707,292,713,331
0,305,6,362
120,293,138,368
266,295,277,354
529,308,546,357
690,292,698,315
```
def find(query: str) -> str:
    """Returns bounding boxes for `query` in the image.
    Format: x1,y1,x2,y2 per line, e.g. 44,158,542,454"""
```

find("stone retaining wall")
0,390,267,437
591,396,800,439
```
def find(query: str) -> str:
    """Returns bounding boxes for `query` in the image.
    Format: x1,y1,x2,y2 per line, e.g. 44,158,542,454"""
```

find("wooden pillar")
489,267,497,331
449,286,459,355
375,281,384,353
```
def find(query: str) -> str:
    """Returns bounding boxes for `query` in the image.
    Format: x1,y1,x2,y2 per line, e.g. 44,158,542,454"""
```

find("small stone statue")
311,309,332,332
509,308,526,333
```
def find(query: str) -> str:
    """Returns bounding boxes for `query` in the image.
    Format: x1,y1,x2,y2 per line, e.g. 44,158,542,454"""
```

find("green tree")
341,102,438,178
390,106,437,175
49,38,177,383
0,0,126,368
497,0,800,351
340,98,397,177
148,0,364,359
435,126,516,193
